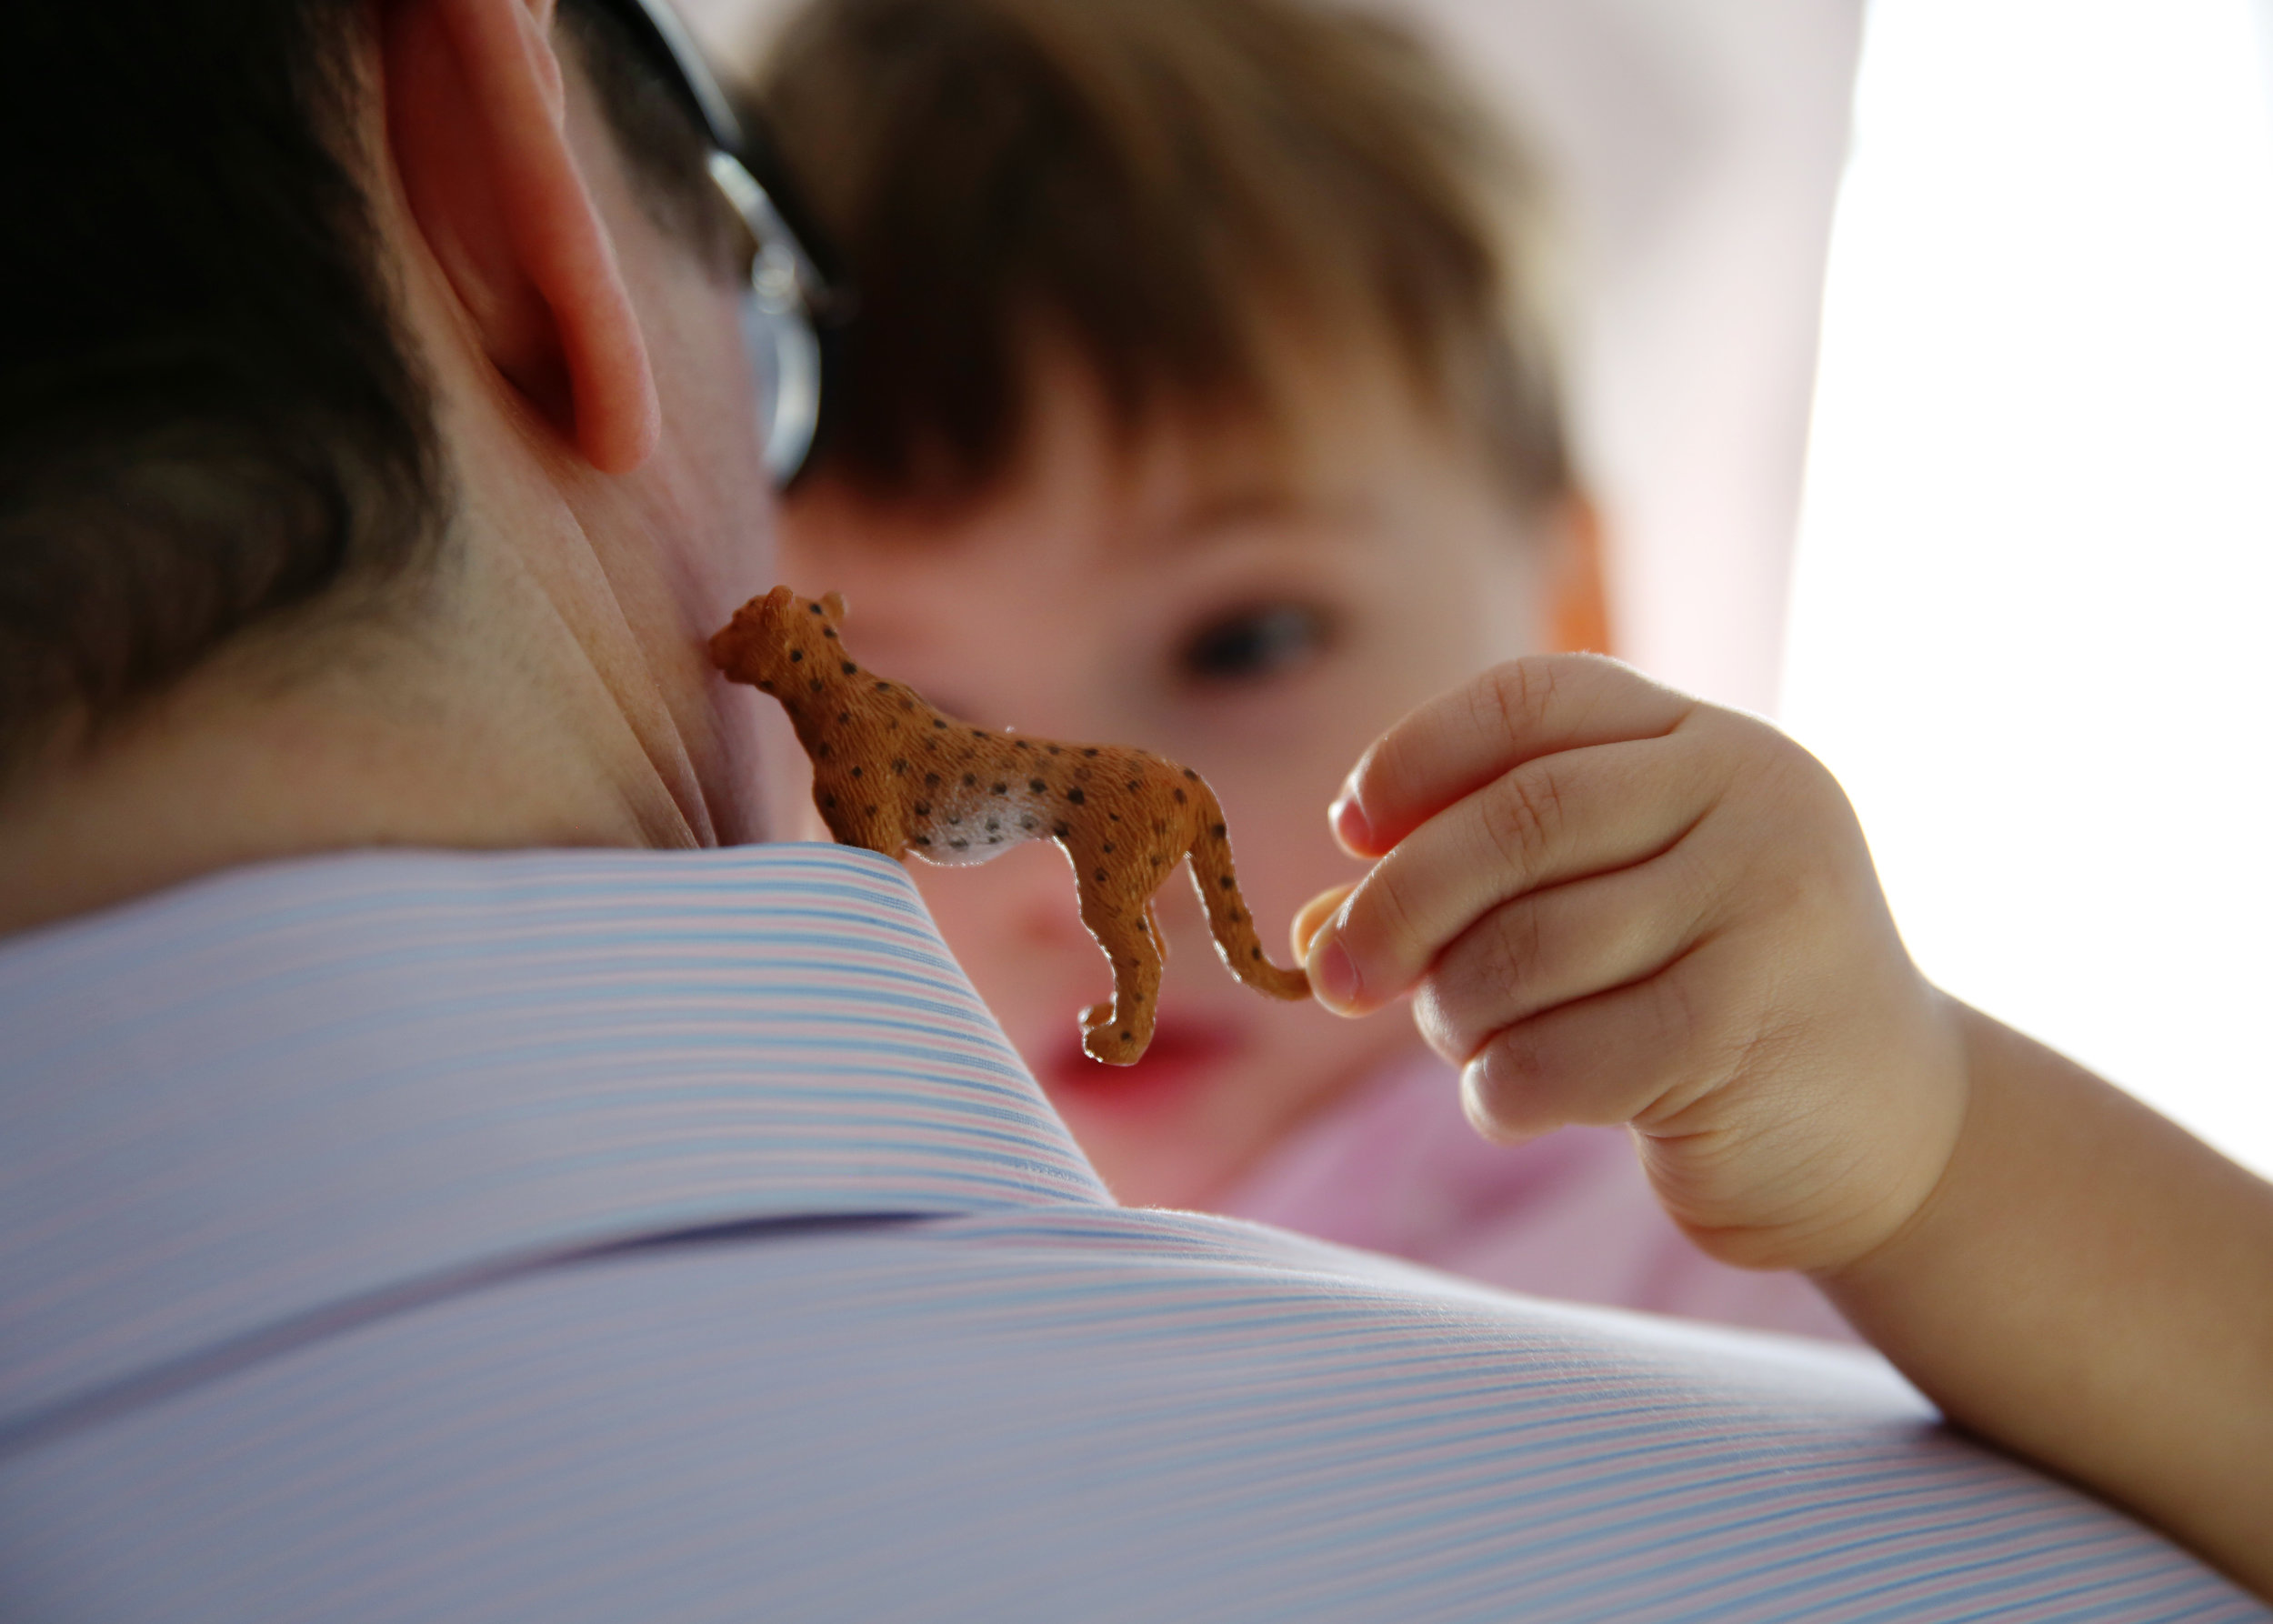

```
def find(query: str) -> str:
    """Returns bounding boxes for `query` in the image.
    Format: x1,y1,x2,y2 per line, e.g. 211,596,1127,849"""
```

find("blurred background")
1783,0,2273,1179
689,0,2273,1177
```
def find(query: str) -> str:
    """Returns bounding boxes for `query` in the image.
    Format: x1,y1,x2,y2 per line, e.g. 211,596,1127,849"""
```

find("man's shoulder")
2,850,2259,1619
7,1199,2260,1624
0,842,1106,1438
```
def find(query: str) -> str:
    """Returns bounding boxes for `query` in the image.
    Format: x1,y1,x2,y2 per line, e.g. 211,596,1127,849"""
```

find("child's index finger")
1333,654,1695,857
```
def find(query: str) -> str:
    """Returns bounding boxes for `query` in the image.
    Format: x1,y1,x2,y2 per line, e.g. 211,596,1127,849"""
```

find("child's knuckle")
1483,763,1566,877
1418,911,1538,1058
1477,657,1560,745
1481,897,1552,996
1355,862,1424,970
1643,960,1712,1066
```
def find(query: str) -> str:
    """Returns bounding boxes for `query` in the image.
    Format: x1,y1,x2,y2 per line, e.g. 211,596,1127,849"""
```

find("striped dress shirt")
0,845,2259,1622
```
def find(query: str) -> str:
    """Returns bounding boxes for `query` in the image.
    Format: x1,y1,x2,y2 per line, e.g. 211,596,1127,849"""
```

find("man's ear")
1545,494,1614,656
382,0,660,473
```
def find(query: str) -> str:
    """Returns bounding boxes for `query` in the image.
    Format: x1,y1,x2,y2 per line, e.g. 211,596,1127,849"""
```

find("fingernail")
1309,927,1361,1015
1459,1056,1539,1146
1329,788,1372,854
1290,883,1357,962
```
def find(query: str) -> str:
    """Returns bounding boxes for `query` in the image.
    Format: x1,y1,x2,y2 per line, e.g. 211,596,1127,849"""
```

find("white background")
1782,0,2273,1174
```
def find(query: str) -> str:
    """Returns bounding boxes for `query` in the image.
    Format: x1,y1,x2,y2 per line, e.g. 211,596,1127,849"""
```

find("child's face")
778,345,1594,1208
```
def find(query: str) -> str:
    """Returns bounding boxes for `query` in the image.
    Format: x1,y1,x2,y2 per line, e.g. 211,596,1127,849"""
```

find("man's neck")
0,578,716,938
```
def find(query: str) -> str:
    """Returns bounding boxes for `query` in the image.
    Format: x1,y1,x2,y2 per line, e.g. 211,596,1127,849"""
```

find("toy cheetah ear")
820,591,847,624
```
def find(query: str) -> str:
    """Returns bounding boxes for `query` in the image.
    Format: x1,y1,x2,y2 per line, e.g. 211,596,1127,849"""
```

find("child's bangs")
756,0,1573,514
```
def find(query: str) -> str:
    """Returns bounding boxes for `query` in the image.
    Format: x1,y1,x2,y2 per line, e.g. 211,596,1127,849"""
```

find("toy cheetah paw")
1081,1001,1147,1066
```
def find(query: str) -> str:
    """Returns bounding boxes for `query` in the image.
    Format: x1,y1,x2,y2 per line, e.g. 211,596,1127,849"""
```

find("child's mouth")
1046,1014,1247,1108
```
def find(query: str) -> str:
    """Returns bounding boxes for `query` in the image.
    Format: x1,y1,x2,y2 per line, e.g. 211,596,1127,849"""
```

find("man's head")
0,0,791,927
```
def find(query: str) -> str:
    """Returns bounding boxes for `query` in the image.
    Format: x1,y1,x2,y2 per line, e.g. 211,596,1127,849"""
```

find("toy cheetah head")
708,585,848,694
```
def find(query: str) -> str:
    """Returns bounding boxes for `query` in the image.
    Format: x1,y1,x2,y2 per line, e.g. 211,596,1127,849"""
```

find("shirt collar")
0,844,1106,1437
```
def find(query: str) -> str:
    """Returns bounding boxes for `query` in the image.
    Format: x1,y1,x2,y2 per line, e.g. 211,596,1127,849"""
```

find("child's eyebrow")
1154,487,1375,554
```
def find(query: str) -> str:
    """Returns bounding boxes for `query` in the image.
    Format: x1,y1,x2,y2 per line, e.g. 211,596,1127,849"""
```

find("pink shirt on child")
1216,1049,1859,1343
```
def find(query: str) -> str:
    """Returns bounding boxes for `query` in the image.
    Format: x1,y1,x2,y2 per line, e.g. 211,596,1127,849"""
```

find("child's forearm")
1817,997,2273,1596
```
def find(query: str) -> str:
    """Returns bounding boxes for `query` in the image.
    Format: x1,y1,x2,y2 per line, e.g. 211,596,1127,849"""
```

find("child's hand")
1297,653,2273,1597
1296,654,1970,1275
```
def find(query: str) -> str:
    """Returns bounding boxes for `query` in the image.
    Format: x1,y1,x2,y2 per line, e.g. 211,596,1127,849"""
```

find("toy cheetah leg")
809,787,906,861
1075,886,1164,1066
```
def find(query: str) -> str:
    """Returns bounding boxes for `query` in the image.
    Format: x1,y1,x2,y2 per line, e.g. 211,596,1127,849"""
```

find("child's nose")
958,839,1097,956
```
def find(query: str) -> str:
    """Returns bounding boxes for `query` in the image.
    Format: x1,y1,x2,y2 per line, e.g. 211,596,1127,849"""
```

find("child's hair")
753,0,1575,514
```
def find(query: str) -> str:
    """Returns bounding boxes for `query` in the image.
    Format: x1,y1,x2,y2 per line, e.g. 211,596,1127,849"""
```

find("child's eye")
1177,604,1332,686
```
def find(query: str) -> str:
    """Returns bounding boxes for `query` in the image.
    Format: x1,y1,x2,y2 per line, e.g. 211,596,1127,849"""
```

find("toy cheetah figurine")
711,586,1311,1064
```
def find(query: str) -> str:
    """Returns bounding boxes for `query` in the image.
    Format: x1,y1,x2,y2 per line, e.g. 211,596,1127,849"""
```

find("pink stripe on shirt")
1217,1048,1858,1343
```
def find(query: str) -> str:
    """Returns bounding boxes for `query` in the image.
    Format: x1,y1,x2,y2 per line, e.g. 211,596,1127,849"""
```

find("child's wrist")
1806,986,1978,1288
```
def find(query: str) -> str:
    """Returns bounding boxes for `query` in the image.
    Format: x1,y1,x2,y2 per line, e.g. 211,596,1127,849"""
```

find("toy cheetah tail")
1187,785,1311,1002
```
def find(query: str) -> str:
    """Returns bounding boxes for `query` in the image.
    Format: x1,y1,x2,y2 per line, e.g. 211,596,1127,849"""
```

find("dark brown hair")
0,0,719,776
754,0,1575,512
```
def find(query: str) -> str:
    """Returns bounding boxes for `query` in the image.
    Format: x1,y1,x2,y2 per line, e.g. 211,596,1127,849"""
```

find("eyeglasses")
586,0,848,486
